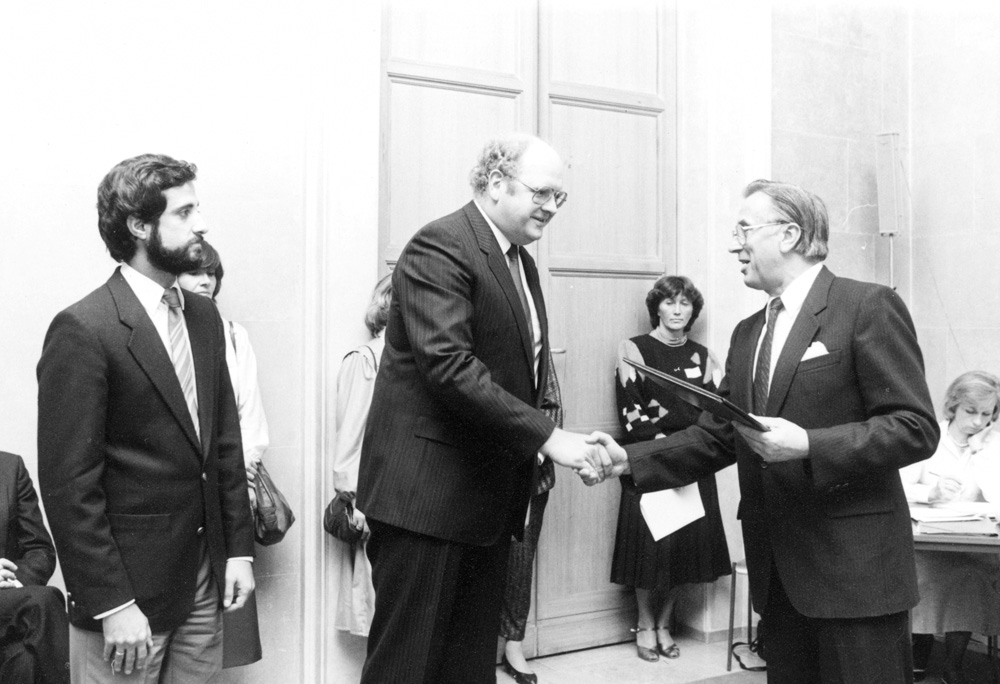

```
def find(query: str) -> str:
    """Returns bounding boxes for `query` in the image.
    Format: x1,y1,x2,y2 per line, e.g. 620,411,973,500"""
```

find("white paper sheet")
640,483,705,541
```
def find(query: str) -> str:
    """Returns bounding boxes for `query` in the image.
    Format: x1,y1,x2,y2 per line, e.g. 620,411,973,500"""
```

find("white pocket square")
801,341,829,362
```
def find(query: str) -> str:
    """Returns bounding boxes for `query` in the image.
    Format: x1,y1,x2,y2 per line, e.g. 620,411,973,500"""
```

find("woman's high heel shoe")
655,627,680,658
501,654,538,684
630,627,659,662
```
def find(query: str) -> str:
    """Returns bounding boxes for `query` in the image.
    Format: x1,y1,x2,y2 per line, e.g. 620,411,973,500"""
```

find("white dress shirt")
120,263,189,357
753,262,825,389
473,200,542,384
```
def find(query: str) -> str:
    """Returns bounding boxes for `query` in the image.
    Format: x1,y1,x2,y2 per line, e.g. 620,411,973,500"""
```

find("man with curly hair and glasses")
358,134,607,684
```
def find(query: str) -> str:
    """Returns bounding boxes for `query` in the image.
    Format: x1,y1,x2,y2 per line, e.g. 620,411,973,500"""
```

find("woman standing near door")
611,274,732,662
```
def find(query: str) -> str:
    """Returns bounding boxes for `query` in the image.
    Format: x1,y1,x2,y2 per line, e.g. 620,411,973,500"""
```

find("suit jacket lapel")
767,266,833,415
184,303,215,457
465,203,536,375
108,270,202,455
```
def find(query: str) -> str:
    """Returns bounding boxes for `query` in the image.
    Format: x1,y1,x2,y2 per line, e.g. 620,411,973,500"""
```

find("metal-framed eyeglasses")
731,221,790,246
511,178,568,208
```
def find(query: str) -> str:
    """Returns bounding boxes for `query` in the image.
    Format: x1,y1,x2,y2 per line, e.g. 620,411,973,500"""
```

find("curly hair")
468,134,538,195
645,275,705,332
943,371,1000,423
743,179,829,262
97,154,198,262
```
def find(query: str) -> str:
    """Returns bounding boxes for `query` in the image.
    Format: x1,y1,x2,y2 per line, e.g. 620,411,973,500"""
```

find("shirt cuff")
228,557,254,563
94,599,136,620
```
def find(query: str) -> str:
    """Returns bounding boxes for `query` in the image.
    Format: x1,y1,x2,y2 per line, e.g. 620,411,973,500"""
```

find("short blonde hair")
364,273,393,337
943,371,1000,422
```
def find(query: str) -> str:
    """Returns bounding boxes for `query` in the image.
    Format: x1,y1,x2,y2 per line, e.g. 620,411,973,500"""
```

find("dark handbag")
254,461,295,546
324,490,364,544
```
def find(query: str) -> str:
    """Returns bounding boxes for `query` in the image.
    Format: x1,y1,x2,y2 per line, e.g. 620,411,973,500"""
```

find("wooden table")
913,533,1000,554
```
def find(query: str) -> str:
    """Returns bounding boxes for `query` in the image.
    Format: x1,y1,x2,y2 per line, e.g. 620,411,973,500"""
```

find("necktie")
752,297,784,415
162,288,200,437
507,245,535,346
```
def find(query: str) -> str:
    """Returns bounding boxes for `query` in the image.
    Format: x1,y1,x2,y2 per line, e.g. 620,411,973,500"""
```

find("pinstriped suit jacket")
357,202,556,546
628,266,939,619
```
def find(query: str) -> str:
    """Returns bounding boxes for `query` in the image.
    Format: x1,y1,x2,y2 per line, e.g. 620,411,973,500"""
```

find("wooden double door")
378,0,677,656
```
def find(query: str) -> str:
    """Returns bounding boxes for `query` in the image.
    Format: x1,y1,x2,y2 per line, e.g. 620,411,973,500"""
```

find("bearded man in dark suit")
357,134,607,684
0,451,69,683
594,179,939,684
37,154,255,683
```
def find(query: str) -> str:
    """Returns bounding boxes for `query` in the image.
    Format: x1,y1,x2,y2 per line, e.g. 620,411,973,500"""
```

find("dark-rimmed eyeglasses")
732,221,789,246
511,178,568,208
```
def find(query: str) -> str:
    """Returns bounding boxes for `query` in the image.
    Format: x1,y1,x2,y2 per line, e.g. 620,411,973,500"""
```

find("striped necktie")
162,288,200,437
752,297,784,415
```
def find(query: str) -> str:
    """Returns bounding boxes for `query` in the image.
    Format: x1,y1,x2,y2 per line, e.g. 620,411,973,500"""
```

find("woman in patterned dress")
611,275,732,662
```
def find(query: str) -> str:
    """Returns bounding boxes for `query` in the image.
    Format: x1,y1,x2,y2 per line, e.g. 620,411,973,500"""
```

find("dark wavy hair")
645,275,704,332
191,240,225,298
97,154,198,262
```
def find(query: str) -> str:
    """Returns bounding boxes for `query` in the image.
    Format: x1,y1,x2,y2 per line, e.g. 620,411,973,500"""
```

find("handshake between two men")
538,417,813,486
539,428,629,485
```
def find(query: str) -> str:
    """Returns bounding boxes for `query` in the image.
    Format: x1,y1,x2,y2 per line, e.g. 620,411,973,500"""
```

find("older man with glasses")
592,179,939,684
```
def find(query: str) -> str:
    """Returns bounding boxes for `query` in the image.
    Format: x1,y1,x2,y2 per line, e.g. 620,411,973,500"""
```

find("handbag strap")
228,320,238,359
360,344,378,372
256,462,273,501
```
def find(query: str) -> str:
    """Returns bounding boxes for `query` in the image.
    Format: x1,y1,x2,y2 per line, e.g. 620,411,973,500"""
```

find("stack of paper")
910,506,999,536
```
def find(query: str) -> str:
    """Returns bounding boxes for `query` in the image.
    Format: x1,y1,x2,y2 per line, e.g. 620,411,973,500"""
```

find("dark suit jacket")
37,268,254,632
0,452,56,587
357,202,556,546
627,267,939,619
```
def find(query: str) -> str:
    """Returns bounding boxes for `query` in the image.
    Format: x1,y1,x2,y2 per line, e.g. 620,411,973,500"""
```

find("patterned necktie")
507,245,535,345
162,288,200,437
752,297,784,415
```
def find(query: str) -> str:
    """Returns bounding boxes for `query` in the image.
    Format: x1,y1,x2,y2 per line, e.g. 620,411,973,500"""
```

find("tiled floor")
497,636,766,684
497,637,1000,684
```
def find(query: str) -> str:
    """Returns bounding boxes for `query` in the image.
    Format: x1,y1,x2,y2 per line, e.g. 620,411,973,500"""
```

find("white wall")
909,3,1000,406
675,0,773,638
0,2,381,681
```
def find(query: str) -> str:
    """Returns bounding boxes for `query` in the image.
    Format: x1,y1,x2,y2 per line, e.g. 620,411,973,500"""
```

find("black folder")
623,358,769,432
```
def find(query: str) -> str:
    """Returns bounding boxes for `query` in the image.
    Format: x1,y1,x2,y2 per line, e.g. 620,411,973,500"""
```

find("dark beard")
146,225,203,275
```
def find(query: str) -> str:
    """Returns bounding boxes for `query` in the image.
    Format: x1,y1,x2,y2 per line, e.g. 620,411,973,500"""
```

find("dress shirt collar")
766,262,823,321
472,200,513,256
120,262,183,316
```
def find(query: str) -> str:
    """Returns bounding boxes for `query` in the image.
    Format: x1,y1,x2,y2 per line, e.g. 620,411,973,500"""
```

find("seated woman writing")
900,370,1000,684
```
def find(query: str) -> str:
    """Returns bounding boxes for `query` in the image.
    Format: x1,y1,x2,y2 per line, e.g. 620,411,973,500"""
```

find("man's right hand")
539,428,612,482
103,604,153,675
584,431,630,484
